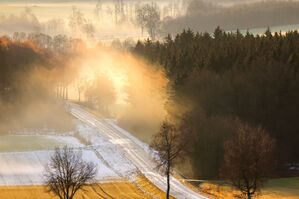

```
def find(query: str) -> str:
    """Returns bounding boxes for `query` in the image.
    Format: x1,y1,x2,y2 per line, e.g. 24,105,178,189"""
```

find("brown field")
0,175,182,199
0,182,150,199
135,175,175,199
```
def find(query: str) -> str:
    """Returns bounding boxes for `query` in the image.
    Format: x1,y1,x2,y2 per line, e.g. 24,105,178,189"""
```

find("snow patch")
0,150,119,185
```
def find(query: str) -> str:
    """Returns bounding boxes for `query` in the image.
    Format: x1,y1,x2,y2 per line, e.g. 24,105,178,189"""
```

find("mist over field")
0,0,298,40
162,0,299,34
0,0,176,137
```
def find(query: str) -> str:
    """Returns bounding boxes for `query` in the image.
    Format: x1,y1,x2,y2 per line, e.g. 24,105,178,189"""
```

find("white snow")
0,134,120,185
0,150,119,185
76,122,137,176
47,135,84,147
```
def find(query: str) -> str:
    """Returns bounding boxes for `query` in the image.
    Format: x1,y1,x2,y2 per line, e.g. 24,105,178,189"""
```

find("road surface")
67,102,208,199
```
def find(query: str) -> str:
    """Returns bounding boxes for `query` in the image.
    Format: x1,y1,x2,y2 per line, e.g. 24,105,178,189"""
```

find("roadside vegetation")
200,177,299,199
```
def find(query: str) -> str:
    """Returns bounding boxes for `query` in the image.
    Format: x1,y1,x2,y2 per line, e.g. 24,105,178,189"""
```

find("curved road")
67,102,208,199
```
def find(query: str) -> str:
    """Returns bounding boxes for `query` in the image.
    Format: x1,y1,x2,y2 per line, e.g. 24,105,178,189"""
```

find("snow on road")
76,122,137,176
68,102,208,199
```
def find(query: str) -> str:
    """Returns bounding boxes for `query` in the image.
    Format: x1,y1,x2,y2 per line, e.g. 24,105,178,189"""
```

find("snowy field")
0,149,119,185
0,118,142,186
0,134,120,185
0,123,136,186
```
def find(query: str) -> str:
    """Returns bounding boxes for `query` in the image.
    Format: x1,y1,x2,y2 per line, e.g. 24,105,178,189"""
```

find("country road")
67,102,208,199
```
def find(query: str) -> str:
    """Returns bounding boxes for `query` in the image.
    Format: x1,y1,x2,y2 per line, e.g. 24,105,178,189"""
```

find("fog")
0,33,169,143
162,0,299,34
66,46,169,142
0,0,171,40
0,61,74,134
1,0,298,41
0,0,175,139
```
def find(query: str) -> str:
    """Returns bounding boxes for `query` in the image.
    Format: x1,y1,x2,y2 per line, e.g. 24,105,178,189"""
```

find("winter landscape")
0,0,299,198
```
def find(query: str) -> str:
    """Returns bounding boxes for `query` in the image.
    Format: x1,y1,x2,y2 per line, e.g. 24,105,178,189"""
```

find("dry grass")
135,175,175,199
199,178,299,199
0,182,149,199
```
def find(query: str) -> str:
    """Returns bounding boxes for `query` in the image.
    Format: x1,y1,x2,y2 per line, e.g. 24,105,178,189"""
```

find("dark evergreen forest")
133,28,299,179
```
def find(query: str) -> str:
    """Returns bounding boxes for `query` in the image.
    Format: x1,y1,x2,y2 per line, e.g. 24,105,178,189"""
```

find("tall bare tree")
151,121,186,199
94,0,103,21
68,7,85,35
44,146,97,199
221,121,275,199
135,3,160,40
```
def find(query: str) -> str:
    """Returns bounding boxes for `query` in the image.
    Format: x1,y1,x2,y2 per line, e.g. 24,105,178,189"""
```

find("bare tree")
68,7,85,35
135,4,147,36
82,19,96,38
221,121,275,199
44,146,97,199
135,3,160,40
84,74,116,115
76,77,87,103
94,0,103,21
45,18,66,35
151,121,186,199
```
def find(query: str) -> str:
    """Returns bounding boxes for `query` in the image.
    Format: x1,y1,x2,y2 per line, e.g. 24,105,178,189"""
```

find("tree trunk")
64,86,66,100
63,85,65,99
66,86,68,100
166,162,170,199
247,191,251,199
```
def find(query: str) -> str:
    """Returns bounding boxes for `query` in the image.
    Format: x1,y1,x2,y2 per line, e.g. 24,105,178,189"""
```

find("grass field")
0,135,82,152
200,177,299,199
0,182,150,199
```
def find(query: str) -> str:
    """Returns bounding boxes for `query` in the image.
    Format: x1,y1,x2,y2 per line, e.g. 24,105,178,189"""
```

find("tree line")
134,27,299,180
0,35,77,132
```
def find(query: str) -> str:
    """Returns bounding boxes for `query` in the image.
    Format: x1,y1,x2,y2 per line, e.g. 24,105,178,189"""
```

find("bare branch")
44,146,97,199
